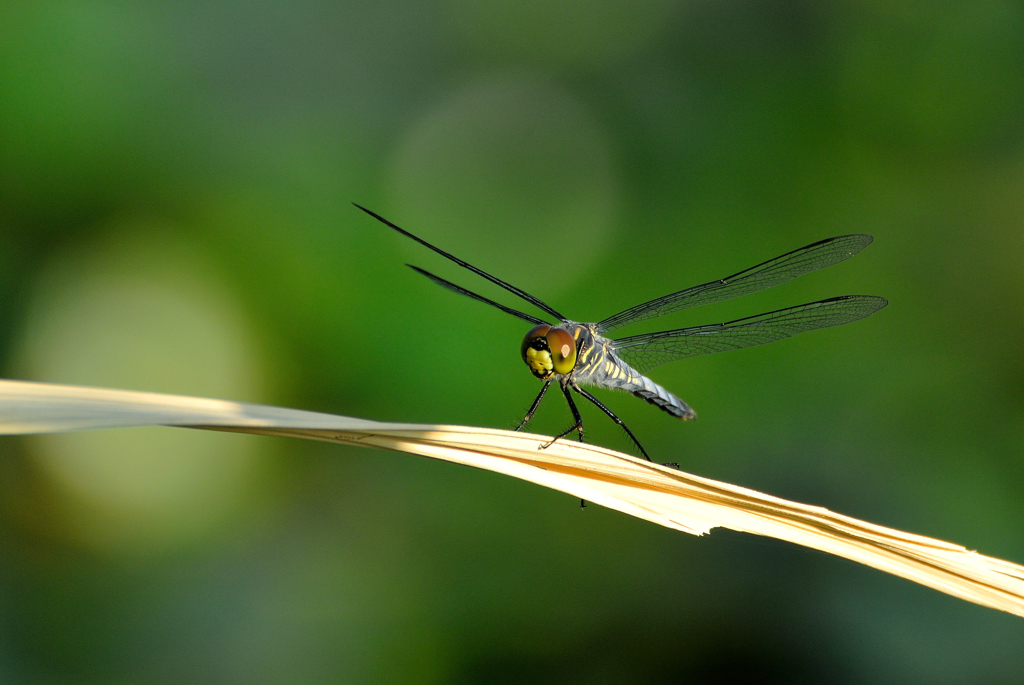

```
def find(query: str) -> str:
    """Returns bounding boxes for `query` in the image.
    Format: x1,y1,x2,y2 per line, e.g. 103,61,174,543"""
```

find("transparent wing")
355,204,567,322
598,234,874,332
613,295,887,374
406,265,548,325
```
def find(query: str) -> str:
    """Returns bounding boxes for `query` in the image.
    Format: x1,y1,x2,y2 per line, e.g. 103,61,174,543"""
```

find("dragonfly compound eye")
521,324,554,379
545,327,577,375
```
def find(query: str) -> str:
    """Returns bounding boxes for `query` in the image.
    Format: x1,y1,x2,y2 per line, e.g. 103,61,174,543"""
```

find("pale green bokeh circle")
442,0,678,67
386,77,620,298
12,223,272,551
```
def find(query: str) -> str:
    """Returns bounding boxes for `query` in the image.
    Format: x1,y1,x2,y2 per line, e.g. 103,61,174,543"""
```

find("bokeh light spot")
11,221,273,552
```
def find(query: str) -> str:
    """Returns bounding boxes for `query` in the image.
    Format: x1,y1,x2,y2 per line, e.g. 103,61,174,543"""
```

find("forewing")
355,204,567,322
598,234,874,332
407,265,548,325
613,295,887,373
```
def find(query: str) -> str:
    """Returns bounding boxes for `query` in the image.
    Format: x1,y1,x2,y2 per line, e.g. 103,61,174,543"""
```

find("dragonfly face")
521,324,577,379
355,203,887,463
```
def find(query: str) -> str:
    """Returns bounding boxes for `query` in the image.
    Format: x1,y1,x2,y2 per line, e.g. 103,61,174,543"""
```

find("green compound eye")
545,327,577,375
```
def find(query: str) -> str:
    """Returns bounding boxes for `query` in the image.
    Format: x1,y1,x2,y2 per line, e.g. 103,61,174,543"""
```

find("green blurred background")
2,0,1024,682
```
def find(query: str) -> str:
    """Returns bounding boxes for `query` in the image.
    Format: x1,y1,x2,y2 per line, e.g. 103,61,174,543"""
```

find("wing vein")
598,234,874,332
612,295,887,373
407,265,548,325
355,204,566,321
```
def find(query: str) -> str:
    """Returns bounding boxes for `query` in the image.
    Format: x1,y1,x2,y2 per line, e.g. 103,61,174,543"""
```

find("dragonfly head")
521,324,577,379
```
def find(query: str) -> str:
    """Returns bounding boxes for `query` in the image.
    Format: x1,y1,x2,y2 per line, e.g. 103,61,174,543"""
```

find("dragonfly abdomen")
573,332,696,421
626,372,696,420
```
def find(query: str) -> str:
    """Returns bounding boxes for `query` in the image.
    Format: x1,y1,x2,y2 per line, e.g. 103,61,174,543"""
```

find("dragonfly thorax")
521,324,577,380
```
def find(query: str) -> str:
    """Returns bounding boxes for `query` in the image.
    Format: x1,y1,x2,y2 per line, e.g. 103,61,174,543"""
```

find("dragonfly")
355,204,887,462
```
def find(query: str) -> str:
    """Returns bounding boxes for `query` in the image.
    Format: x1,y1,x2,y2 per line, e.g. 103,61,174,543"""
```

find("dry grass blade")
1,379,1023,617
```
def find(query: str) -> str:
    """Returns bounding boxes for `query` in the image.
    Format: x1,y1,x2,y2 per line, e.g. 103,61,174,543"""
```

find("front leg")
540,382,584,449
515,381,551,431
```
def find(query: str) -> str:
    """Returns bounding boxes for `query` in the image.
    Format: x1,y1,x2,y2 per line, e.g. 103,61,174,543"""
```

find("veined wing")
598,234,874,333
406,265,548,325
355,204,566,322
613,295,887,374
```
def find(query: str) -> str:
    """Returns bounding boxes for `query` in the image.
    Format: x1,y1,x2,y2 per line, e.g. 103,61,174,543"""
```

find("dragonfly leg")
540,383,584,449
515,381,551,431
570,382,654,463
